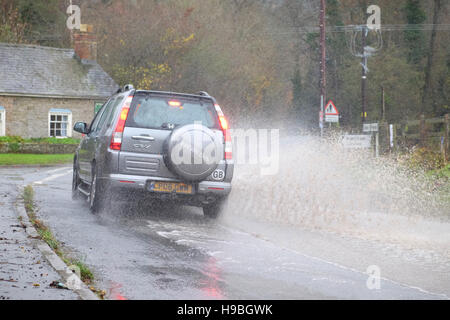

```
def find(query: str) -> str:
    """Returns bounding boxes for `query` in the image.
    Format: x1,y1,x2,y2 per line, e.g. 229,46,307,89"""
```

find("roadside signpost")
362,122,379,157
342,134,372,149
325,100,339,123
363,123,378,133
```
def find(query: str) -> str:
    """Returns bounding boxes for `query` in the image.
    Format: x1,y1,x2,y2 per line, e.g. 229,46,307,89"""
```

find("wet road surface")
0,169,79,300
1,165,448,300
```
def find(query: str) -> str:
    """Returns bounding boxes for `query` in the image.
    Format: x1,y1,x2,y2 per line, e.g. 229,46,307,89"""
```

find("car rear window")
127,95,219,130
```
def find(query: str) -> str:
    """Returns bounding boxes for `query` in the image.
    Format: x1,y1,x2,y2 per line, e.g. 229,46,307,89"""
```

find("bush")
0,136,25,144
427,163,450,179
8,142,20,153
404,147,446,171
0,136,80,145
27,137,80,145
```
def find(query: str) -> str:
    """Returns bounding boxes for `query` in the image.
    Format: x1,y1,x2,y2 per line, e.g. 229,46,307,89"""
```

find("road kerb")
15,186,99,301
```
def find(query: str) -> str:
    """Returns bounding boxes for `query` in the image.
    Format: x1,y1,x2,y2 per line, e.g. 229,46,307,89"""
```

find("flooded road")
1,158,449,299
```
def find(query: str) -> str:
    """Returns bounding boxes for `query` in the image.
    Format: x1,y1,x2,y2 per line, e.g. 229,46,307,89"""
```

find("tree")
0,1,28,43
404,0,427,65
291,68,303,117
422,0,442,115
3,0,448,128
80,0,290,124
0,0,67,46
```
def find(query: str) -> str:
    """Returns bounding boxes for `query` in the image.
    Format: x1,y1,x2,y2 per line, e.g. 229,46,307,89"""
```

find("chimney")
73,24,97,61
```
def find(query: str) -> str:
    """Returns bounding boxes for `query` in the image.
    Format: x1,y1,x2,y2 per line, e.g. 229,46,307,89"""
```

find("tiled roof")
0,43,119,99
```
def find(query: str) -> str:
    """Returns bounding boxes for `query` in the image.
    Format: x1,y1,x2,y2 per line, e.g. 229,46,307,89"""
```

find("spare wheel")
165,124,224,181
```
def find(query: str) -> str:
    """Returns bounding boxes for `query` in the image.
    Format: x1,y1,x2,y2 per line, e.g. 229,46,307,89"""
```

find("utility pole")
381,86,385,121
319,0,326,137
361,26,367,125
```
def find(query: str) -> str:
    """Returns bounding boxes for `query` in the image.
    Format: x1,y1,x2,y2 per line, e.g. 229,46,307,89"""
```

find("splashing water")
223,135,450,253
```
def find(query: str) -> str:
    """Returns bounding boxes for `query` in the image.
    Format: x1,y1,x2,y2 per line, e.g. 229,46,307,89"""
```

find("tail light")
168,100,183,108
110,95,133,151
215,104,232,160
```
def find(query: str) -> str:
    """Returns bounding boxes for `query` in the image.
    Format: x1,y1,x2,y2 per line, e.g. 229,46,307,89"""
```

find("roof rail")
196,91,210,97
117,84,134,94
123,84,134,91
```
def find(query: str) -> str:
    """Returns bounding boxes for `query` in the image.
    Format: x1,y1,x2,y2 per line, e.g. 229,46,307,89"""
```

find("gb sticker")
212,169,225,181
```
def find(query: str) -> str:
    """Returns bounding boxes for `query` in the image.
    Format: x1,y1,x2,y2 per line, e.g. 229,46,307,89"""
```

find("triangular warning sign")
325,100,339,115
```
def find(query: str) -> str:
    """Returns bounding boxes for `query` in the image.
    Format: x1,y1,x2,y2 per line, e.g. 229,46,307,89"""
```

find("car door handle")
132,136,155,141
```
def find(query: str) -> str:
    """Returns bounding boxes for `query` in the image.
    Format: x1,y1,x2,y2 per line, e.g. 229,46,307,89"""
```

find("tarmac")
0,177,80,300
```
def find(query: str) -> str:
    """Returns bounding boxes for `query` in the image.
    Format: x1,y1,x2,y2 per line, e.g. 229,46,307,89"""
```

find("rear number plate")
147,181,193,194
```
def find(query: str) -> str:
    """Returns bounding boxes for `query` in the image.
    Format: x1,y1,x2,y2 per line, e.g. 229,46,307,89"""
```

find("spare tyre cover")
165,123,224,181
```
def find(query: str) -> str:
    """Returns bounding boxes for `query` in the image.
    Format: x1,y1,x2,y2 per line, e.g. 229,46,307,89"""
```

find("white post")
389,124,394,149
375,132,379,158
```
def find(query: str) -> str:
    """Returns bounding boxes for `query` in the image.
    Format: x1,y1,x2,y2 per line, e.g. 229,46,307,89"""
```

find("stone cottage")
0,31,118,138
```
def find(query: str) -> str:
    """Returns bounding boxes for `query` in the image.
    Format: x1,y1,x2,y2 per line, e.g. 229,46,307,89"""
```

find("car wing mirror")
73,122,89,134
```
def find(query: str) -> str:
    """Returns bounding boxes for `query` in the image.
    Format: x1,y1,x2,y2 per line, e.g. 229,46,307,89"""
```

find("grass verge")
427,164,450,205
0,136,80,145
427,163,450,179
0,154,73,166
22,185,105,299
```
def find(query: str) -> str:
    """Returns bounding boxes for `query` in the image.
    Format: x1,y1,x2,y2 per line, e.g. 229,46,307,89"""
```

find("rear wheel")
72,160,81,200
89,165,104,213
203,198,227,219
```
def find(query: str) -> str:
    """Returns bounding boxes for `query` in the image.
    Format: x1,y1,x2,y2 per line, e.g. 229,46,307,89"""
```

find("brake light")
168,100,182,107
215,104,232,160
219,115,228,130
110,95,133,151
224,131,233,160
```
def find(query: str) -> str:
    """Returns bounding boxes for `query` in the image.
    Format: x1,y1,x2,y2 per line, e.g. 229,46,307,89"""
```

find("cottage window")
0,107,5,137
48,109,72,138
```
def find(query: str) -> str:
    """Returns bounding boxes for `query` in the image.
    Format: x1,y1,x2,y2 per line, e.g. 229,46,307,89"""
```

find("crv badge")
134,144,151,149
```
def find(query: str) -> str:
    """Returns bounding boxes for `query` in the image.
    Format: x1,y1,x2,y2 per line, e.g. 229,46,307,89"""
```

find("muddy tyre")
89,165,104,214
203,197,227,219
72,160,81,200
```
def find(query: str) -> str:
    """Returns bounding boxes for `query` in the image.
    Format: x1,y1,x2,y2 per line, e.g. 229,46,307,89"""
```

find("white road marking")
44,167,71,175
219,225,450,300
33,169,72,185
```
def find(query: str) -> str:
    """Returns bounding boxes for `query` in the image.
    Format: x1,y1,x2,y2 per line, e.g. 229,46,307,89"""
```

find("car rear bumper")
101,173,231,205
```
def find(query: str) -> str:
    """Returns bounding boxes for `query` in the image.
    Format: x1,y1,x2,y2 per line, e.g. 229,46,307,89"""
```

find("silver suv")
72,85,233,218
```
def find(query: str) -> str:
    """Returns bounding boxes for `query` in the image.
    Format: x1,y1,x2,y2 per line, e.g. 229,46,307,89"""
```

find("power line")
21,23,450,41
264,24,450,35
21,23,450,44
